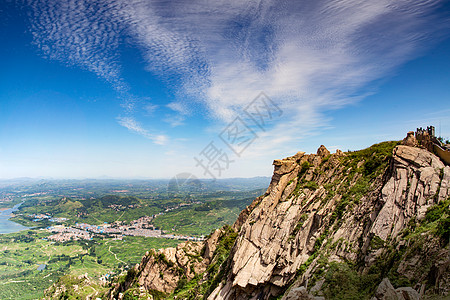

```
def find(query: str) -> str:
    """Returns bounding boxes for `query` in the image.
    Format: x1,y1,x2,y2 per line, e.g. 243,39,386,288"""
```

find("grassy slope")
152,205,241,236
0,229,180,300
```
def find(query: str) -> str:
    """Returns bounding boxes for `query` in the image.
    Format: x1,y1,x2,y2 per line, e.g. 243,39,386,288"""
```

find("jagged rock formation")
208,142,449,299
102,138,449,300
108,230,224,299
370,145,447,240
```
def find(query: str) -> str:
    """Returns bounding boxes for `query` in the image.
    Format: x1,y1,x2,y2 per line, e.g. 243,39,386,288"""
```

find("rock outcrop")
317,145,330,158
107,139,449,300
208,142,449,299
401,131,418,147
108,225,228,299
370,145,447,241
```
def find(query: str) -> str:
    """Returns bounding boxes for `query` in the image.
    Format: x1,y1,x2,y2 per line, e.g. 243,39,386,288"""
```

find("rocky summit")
47,136,450,300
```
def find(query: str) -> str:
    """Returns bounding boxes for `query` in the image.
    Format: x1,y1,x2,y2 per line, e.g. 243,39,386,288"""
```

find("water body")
0,202,30,234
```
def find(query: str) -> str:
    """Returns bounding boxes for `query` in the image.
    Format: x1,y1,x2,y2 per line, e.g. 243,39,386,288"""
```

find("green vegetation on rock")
169,225,238,299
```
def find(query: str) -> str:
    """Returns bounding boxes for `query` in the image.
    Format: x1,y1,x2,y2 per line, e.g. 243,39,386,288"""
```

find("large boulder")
372,278,419,300
374,278,399,300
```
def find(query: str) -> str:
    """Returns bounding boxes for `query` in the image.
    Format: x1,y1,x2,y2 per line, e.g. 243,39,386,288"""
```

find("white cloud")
164,101,190,127
26,0,449,153
166,102,189,115
164,115,185,128
117,116,168,145
26,0,162,138
108,0,448,131
143,103,158,115
27,0,126,91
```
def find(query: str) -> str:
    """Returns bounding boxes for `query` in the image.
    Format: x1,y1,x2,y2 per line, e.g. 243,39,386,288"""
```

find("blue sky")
0,0,449,179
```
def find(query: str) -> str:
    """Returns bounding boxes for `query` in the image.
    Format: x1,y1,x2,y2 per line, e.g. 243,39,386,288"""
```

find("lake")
0,202,30,234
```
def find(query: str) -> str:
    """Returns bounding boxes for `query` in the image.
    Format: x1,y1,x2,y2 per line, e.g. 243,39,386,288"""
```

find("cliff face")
208,143,449,299
108,141,449,300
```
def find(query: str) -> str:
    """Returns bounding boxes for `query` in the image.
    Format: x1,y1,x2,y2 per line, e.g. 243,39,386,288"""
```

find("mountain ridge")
46,136,450,300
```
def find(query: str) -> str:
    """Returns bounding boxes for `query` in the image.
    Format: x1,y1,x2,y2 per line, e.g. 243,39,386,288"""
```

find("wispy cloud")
113,0,448,119
117,116,168,145
25,0,449,149
163,101,190,127
139,0,448,155
25,0,164,142
143,103,158,116
27,0,125,91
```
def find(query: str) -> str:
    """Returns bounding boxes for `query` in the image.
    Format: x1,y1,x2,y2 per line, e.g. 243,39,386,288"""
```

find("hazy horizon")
0,175,272,181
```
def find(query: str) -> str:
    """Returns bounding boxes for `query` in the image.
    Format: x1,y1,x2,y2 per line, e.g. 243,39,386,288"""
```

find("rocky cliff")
101,139,450,299
207,141,449,300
